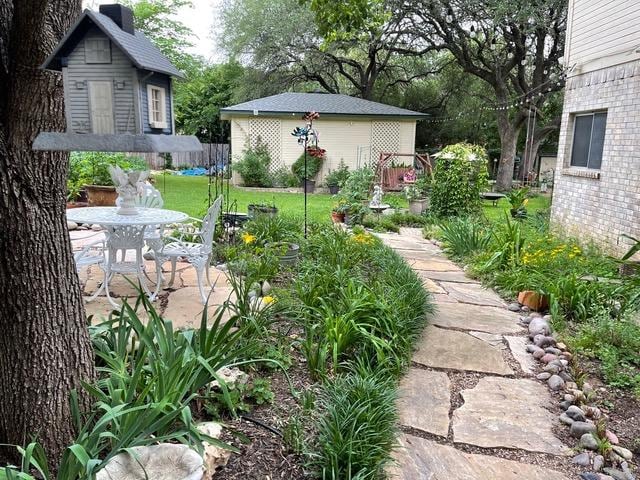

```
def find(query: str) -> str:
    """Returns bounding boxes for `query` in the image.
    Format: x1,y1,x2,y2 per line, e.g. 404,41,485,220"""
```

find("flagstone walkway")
378,228,573,480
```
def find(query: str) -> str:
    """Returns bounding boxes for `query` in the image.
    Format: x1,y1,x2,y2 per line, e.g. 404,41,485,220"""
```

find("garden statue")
109,165,149,215
370,185,383,207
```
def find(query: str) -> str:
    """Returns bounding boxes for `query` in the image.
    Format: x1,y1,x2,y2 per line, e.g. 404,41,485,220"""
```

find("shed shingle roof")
42,9,183,78
220,93,427,119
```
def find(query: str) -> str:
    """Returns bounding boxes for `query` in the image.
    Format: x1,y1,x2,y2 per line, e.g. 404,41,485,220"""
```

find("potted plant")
404,176,431,214
324,161,349,195
69,152,148,206
331,199,349,223
291,147,325,193
505,187,530,218
248,202,278,218
344,202,367,226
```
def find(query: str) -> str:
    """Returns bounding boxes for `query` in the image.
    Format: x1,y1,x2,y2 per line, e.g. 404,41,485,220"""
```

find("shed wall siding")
567,0,640,72
229,116,417,185
139,72,173,135
550,60,640,255
65,27,137,134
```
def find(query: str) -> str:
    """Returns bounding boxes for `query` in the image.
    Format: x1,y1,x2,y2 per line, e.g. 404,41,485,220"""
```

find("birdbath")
369,184,390,220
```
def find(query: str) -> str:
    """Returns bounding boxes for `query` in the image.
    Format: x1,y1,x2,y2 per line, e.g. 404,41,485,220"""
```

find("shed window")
85,38,111,63
570,112,607,170
146,85,167,129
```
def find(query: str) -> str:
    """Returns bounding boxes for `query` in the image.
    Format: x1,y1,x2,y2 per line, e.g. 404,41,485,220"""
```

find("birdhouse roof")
42,9,184,78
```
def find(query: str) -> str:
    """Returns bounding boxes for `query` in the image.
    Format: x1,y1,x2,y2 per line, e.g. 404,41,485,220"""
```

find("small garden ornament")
109,165,148,215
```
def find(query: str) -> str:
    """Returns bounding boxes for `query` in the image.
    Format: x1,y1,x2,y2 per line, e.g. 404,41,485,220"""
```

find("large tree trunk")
495,113,521,191
0,0,95,468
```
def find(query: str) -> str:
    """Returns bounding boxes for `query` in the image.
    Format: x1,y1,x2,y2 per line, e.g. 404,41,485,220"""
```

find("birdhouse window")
84,38,111,63
147,85,167,129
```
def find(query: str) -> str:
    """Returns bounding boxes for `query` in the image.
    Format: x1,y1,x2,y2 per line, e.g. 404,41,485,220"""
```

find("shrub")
270,166,299,188
324,161,349,187
339,166,375,203
430,143,489,217
68,152,147,192
233,139,273,187
291,149,324,183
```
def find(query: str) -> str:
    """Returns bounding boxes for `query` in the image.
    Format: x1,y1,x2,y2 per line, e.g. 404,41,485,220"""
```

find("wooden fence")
133,143,229,170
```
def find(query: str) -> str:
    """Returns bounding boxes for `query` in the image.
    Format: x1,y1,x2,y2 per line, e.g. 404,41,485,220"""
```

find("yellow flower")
242,232,257,244
352,232,374,245
263,295,275,305
523,198,529,206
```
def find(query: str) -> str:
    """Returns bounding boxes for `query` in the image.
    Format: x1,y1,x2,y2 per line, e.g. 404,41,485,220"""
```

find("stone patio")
377,229,570,479
72,230,232,328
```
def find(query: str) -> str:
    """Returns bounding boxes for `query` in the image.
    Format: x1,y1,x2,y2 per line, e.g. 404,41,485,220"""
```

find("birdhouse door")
88,80,115,134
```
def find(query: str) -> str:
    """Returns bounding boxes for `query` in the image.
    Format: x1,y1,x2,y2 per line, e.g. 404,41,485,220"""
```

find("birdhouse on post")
34,3,201,153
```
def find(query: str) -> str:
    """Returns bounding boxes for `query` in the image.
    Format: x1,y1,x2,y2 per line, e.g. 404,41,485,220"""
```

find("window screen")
570,112,607,169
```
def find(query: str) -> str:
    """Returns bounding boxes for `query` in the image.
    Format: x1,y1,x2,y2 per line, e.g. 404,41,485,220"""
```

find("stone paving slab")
410,258,463,272
162,286,234,329
397,369,450,437
452,377,568,455
413,326,513,375
389,434,571,480
505,336,537,375
430,302,523,334
421,278,447,294
397,249,446,261
417,270,479,284
468,331,505,349
430,293,458,303
439,281,507,307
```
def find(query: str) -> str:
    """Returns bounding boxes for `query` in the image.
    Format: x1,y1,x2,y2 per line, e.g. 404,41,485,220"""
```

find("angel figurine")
370,185,383,207
109,165,149,215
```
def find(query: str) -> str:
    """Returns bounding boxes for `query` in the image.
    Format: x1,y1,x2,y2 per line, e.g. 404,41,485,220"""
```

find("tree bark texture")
495,112,521,191
0,0,96,467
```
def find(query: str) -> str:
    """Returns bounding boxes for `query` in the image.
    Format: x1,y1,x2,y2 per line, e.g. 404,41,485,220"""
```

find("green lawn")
155,174,551,223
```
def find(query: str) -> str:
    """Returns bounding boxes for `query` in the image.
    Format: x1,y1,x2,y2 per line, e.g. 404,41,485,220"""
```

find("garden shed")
220,93,427,184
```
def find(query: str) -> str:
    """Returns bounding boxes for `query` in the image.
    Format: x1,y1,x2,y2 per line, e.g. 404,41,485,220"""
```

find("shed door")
88,81,114,134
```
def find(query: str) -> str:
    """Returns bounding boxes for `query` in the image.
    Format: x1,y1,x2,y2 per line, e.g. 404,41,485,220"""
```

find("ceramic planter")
248,204,278,218
301,179,316,193
85,185,118,206
517,290,549,311
266,242,300,266
328,184,340,195
331,211,345,223
409,198,428,215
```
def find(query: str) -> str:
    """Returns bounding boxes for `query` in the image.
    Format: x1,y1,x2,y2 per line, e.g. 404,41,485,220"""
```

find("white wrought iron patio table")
67,207,188,307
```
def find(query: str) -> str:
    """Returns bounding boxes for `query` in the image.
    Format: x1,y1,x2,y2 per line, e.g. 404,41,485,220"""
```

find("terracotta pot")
517,290,549,311
66,201,89,209
85,185,117,206
331,211,345,223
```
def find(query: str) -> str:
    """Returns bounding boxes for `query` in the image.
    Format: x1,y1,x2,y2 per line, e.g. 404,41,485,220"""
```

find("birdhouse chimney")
99,4,135,35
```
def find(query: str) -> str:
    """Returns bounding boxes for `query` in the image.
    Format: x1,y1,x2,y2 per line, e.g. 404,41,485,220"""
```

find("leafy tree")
305,0,567,190
174,61,245,141
0,0,96,468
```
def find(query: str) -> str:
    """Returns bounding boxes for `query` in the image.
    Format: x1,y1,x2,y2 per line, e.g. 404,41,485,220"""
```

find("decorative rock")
548,375,565,391
579,475,600,480
543,314,553,321
594,455,605,472
534,335,557,348
543,364,561,374
572,452,592,466
545,347,562,355
508,302,521,312
541,353,558,364
603,468,629,480
197,422,231,478
520,315,533,324
210,367,248,389
529,318,551,338
537,372,552,380
565,394,576,402
621,462,635,480
560,400,573,410
606,430,619,445
561,352,573,360
559,371,574,382
521,305,531,313
67,220,78,230
533,349,546,359
612,446,633,461
571,421,597,438
559,413,575,425
527,344,544,354
567,406,587,422
91,224,102,231
560,359,570,367
261,280,272,295
96,444,204,480
580,433,599,451
584,406,602,420
556,342,567,350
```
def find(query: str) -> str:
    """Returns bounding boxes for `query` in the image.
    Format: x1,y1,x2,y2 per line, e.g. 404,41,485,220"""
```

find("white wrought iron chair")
156,196,223,304
73,237,107,301
103,224,161,308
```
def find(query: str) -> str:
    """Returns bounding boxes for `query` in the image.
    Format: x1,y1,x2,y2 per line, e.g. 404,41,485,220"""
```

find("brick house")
551,0,640,255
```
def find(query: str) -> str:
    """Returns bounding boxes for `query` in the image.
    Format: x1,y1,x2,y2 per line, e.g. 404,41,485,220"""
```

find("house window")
146,85,167,129
85,38,111,63
570,111,607,169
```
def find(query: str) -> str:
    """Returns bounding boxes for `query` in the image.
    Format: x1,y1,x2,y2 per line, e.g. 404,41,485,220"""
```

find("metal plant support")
291,111,321,238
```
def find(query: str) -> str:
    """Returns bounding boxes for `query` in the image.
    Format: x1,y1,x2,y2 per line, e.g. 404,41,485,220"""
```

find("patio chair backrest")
200,195,223,252
135,183,163,209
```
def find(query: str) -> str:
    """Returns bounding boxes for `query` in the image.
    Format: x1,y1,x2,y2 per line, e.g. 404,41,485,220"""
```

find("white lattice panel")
371,121,401,164
249,118,283,172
